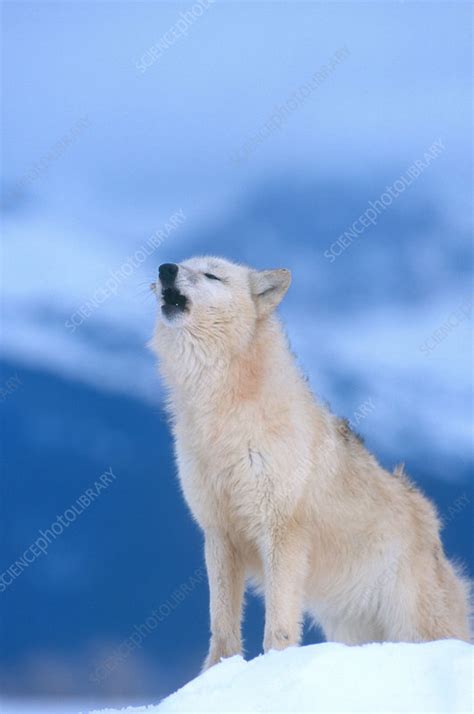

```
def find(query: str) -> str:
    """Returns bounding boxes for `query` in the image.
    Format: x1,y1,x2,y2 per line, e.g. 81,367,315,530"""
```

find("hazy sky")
3,1,472,215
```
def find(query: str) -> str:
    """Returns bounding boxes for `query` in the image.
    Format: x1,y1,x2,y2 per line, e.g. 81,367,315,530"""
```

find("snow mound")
93,640,473,714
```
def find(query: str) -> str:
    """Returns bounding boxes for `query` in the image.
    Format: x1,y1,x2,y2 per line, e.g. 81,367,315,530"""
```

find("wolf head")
151,256,291,354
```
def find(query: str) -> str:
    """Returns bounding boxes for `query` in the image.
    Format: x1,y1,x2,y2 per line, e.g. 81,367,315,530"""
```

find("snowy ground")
91,640,473,714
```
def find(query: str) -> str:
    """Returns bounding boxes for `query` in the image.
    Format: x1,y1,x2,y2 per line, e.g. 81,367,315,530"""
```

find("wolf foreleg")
262,525,308,652
202,529,245,670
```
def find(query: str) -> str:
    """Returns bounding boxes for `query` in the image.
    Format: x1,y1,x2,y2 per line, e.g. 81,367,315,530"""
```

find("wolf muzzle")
159,263,179,288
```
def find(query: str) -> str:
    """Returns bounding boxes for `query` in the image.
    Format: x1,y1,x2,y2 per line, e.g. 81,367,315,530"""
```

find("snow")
91,640,473,714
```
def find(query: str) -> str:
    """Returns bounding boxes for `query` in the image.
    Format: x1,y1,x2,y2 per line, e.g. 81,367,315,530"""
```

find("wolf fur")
149,256,470,669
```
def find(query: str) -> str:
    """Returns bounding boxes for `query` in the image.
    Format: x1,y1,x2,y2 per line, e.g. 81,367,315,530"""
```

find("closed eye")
204,273,221,281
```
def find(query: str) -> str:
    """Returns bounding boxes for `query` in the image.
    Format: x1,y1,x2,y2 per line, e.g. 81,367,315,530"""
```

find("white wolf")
149,256,470,669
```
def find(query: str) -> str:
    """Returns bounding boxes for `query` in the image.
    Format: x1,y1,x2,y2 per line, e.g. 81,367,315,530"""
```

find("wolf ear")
250,269,291,317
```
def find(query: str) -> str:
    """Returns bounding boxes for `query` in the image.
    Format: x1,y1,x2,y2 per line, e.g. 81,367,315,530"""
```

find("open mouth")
161,287,188,318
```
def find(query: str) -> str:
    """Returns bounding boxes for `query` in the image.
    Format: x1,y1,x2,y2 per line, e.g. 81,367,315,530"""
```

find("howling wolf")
149,256,470,669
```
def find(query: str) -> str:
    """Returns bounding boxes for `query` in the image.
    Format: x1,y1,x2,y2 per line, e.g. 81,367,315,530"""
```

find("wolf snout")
159,263,179,286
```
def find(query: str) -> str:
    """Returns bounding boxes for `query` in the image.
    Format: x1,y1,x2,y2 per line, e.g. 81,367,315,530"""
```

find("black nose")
159,263,178,285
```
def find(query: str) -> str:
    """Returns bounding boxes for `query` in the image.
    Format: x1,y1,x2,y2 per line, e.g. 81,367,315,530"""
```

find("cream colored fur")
149,256,470,670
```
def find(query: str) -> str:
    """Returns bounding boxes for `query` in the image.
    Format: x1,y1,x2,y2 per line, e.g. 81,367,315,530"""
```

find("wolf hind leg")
379,551,471,643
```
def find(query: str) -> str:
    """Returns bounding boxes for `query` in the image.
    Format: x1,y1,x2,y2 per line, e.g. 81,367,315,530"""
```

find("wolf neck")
161,316,295,411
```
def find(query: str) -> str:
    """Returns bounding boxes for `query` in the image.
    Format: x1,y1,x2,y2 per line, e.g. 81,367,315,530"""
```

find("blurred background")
1,1,473,712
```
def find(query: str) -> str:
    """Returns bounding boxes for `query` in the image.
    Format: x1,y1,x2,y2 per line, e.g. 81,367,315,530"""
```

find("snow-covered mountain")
3,175,472,472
